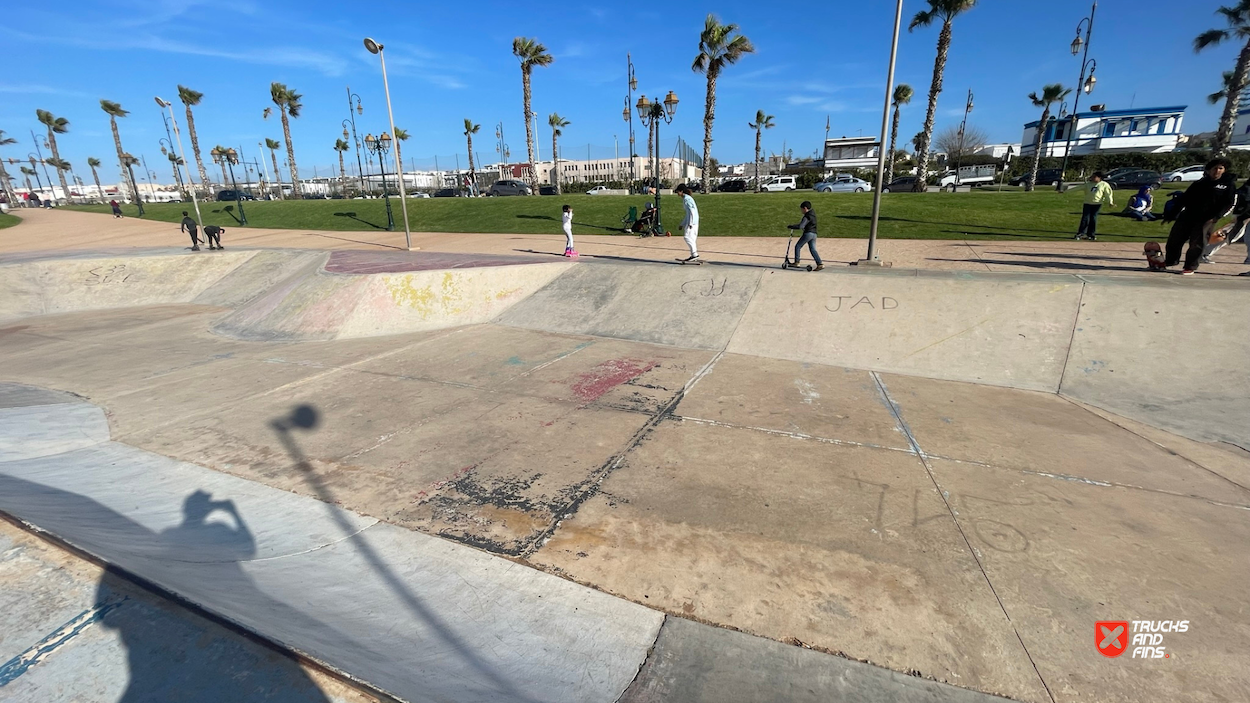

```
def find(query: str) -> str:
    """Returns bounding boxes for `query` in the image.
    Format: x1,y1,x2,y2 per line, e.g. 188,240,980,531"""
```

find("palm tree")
693,15,755,194
511,37,554,187
885,84,914,185
0,130,17,206
120,153,141,202
20,166,36,195
334,138,350,193
1209,70,1238,105
265,138,284,200
548,113,570,194
1196,2,1250,155
464,119,480,189
36,109,71,202
392,128,409,172
747,110,775,192
45,158,72,199
1025,84,1072,192
166,152,187,198
100,100,139,205
86,157,104,203
908,0,978,191
177,85,211,195
269,82,303,196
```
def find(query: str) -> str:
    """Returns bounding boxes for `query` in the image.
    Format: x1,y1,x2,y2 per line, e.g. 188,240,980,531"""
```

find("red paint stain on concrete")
570,358,656,402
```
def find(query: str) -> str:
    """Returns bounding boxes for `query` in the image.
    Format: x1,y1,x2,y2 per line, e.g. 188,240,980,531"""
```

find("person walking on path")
787,201,824,270
676,183,700,263
179,210,201,251
1161,157,1236,275
561,204,577,257
109,199,122,218
1125,186,1158,221
204,224,225,250
1075,172,1113,240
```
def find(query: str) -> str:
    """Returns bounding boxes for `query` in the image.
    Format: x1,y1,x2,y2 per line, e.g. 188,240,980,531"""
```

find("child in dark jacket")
786,201,823,270
1161,158,1237,274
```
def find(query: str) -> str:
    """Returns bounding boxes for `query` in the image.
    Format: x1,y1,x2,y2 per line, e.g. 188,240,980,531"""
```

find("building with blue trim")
1230,104,1250,149
1020,106,1186,157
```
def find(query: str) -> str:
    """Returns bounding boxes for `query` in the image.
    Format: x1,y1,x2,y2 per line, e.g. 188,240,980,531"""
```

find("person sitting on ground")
1160,157,1237,275
1125,185,1157,221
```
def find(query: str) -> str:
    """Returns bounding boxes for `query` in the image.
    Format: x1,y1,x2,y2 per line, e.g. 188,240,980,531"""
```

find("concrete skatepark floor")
1,222,1248,702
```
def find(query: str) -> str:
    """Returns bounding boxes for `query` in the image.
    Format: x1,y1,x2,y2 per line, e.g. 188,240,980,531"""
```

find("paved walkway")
4,207,1249,277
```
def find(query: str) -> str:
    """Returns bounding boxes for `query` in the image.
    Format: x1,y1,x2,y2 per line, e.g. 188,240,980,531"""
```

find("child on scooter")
787,201,823,270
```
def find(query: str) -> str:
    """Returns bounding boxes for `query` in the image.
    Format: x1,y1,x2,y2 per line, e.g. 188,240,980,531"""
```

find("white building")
823,136,880,170
485,156,701,186
974,143,1021,160
1228,105,1250,150
1021,106,1186,157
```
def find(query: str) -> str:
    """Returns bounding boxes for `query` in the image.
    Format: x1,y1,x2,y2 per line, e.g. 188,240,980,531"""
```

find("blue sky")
0,0,1238,184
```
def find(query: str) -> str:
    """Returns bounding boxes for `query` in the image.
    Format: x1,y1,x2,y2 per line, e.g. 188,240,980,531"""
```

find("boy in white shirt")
675,183,700,262
561,204,577,257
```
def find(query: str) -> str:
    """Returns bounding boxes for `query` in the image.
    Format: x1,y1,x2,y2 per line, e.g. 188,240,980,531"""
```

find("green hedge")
1006,149,1243,180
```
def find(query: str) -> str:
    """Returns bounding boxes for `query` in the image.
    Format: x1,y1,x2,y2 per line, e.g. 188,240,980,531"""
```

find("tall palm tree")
166,152,187,198
1025,84,1072,192
20,166,36,195
0,130,17,206
177,85,211,195
269,82,303,196
1209,70,1238,104
885,84,914,185
86,157,104,203
334,138,350,193
36,109,71,202
511,37,554,188
747,110,774,192
100,100,139,205
392,128,409,172
463,119,480,188
548,113,570,194
120,153,141,202
908,0,978,191
693,15,755,194
1197,2,1250,155
265,138,284,200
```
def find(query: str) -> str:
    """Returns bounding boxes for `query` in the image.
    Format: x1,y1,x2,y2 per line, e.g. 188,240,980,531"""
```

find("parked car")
1104,167,1141,180
411,192,431,199
716,179,747,192
216,189,256,201
487,179,532,196
1104,170,1163,191
538,185,557,196
1161,165,1205,183
813,176,871,193
882,176,919,193
586,185,613,195
432,188,461,197
1008,168,1063,187
761,176,798,192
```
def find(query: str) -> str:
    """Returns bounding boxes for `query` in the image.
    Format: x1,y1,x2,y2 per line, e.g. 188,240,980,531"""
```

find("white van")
760,176,798,192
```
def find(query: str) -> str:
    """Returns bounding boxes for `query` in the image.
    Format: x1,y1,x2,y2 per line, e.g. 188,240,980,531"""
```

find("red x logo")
1096,621,1129,657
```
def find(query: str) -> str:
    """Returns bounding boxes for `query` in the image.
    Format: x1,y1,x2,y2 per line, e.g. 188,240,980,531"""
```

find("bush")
1006,150,1247,181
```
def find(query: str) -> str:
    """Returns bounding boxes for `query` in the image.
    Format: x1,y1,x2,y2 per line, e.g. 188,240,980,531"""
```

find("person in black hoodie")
786,201,823,270
1161,157,1236,274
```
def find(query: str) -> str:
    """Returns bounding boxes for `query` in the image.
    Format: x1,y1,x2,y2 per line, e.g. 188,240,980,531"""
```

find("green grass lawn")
0,211,20,230
63,184,1188,241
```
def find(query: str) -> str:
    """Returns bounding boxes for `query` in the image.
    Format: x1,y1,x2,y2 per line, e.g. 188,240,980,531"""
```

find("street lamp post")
344,88,366,194
364,132,395,231
952,89,974,190
30,133,57,203
363,37,414,250
155,97,199,226
159,137,187,199
26,155,46,203
1056,0,1098,191
636,91,679,236
862,0,904,266
624,53,638,191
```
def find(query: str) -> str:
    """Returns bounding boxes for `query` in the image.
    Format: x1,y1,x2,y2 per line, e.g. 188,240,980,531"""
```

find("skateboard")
676,257,704,265
1144,241,1166,271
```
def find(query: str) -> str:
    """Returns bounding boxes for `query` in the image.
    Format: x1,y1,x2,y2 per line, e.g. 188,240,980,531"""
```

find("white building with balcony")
1021,105,1186,157
822,136,880,170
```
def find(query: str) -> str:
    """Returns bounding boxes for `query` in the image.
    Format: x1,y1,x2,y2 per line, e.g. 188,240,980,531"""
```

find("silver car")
813,176,871,193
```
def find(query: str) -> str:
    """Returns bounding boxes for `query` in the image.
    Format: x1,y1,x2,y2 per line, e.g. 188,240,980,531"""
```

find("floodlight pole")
861,0,903,266
365,38,415,250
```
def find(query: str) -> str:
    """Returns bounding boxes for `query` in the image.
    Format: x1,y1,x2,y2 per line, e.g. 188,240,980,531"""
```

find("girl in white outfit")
677,184,699,261
561,204,577,257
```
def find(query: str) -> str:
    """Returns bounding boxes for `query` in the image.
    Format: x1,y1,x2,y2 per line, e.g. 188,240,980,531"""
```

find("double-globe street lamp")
636,90,679,236
363,37,414,250
344,88,365,194
210,146,248,226
363,132,396,231
1056,1,1098,191
622,53,638,191
159,137,187,199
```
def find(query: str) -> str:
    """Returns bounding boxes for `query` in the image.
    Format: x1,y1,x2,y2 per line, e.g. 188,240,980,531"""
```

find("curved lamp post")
952,89,974,188
1056,1,1097,191
364,132,396,231
343,88,365,193
636,90,679,235
155,96,199,225
364,37,413,250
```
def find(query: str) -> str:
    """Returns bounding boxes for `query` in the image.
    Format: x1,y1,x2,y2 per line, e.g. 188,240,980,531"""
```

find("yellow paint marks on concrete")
384,275,438,319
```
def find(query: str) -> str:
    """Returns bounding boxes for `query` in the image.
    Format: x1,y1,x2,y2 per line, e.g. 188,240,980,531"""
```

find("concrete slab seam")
1055,281,1088,395
673,415,918,456
871,371,1057,703
612,614,667,703
0,598,129,686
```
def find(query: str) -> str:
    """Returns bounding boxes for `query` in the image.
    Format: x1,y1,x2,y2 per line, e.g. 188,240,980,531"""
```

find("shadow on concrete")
927,257,1152,274
837,213,1075,236
514,214,621,232
302,230,405,250
270,405,537,703
986,251,1143,263
332,212,385,230
211,205,242,225
0,474,337,702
